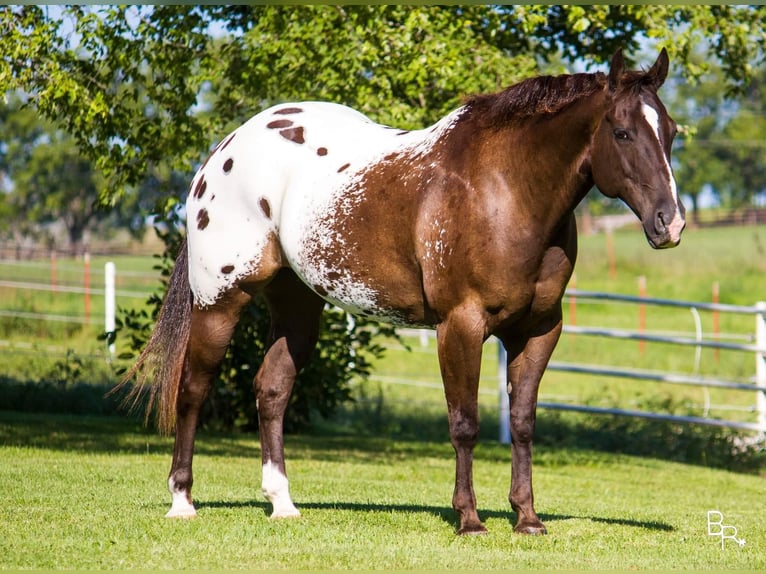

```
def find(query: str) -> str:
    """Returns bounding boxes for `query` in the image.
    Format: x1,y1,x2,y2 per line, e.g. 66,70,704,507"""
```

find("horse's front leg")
436,309,487,535
502,314,562,535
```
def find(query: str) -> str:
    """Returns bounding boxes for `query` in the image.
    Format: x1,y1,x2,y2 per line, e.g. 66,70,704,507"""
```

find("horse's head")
592,49,685,249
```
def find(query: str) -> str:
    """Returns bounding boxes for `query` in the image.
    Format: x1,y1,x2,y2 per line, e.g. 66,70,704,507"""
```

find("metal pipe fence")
2,263,765,439
510,291,766,441
402,290,766,443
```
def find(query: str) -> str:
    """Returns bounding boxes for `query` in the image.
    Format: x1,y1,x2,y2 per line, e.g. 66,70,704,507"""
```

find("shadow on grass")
2,377,764,474
195,498,674,533
325,396,766,474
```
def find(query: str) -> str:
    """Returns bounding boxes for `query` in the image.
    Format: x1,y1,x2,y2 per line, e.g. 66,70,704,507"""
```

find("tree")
1,5,764,428
0,97,159,253
1,6,763,208
671,59,766,217
716,68,766,207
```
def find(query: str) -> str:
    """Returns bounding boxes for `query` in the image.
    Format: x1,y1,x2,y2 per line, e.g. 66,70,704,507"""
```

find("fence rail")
1,262,765,439
531,291,766,441
403,289,766,442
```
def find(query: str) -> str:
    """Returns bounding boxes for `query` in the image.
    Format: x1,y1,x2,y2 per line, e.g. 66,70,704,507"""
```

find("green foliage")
2,5,764,203
0,97,158,250
45,348,85,388
671,58,766,215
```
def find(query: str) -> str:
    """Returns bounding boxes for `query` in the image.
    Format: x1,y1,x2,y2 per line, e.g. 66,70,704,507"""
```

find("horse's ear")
647,47,670,89
608,49,625,92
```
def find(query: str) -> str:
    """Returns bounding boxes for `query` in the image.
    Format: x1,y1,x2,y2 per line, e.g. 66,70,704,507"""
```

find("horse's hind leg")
253,269,325,518
167,289,251,518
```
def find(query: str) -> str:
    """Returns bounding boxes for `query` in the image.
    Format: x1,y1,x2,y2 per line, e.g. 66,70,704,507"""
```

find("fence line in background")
546,292,766,440
0,279,152,299
2,264,765,439
401,289,766,442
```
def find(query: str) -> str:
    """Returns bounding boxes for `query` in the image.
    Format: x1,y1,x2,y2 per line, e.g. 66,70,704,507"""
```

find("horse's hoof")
165,507,197,519
514,522,547,535
270,508,301,520
457,523,488,536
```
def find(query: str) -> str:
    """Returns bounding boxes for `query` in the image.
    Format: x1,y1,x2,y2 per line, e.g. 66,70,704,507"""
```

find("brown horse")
123,49,684,535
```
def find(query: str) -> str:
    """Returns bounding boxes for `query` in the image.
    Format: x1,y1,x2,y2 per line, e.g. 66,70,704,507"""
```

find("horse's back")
185,101,415,307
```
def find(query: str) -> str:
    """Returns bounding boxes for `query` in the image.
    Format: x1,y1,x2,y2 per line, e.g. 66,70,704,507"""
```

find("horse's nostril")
656,211,667,233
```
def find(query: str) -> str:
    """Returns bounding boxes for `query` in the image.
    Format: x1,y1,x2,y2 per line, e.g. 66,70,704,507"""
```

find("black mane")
464,72,607,126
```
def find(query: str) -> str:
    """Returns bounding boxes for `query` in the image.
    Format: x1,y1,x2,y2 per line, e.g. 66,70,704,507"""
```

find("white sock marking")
166,477,197,518
262,460,300,519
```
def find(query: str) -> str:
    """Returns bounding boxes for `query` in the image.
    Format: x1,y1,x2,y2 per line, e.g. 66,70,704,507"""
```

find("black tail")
117,239,192,434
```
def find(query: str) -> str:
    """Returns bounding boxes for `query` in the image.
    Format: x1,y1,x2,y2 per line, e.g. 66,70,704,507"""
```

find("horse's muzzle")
645,207,685,249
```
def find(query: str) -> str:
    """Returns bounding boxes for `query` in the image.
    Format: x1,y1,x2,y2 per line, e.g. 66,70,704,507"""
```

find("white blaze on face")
641,103,685,240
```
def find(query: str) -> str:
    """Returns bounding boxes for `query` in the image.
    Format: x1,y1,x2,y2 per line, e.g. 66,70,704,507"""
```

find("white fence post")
755,302,766,436
498,339,511,444
105,262,116,358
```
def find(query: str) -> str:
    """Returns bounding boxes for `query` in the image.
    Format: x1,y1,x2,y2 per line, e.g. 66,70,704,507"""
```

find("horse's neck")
503,91,605,226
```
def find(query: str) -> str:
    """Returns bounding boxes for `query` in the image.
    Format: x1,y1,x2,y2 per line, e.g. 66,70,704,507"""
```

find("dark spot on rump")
221,264,235,275
396,131,410,136
267,119,294,129
337,163,351,173
223,158,234,173
279,126,305,144
327,271,341,281
384,153,397,161
220,133,237,151
274,107,304,115
196,208,210,230
259,197,271,219
193,176,207,199
314,284,328,297
317,147,328,156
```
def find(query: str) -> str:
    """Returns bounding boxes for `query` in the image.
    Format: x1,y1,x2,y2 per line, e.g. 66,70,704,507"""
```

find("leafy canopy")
1,5,764,214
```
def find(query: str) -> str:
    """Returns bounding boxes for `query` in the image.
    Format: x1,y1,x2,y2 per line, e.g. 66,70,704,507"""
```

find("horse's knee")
449,410,479,448
256,382,292,419
510,414,535,445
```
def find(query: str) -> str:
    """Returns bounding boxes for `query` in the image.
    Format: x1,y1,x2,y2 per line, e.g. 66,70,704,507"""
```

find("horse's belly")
279,206,426,325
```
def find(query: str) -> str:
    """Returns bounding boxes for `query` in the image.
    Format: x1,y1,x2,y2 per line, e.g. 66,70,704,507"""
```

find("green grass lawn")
0,411,763,570
1,224,765,569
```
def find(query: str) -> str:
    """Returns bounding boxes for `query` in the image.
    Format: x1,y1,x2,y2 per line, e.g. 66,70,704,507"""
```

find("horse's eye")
613,129,630,141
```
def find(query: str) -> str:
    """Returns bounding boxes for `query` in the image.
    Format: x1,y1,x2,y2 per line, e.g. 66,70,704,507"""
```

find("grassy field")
1,224,765,570
0,411,764,570
0,252,160,384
